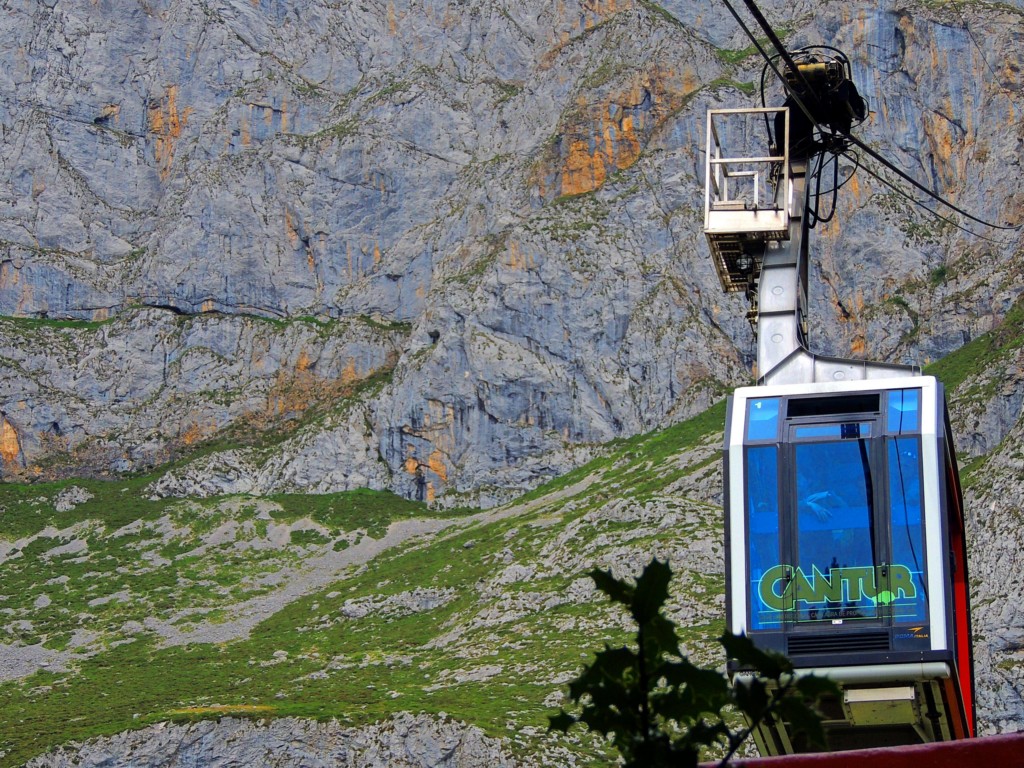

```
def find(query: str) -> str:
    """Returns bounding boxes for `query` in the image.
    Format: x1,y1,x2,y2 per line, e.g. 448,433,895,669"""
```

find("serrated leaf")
588,646,637,681
553,561,835,766
631,558,671,625
732,675,771,718
795,674,839,700
590,567,635,607
548,709,577,734
719,631,790,680
643,614,681,662
776,696,827,747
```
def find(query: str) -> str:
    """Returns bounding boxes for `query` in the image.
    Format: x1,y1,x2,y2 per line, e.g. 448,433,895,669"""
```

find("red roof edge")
702,732,1024,768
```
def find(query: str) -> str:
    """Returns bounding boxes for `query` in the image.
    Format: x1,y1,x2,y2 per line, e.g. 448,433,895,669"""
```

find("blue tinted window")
747,446,781,630
792,440,878,624
888,437,928,624
887,389,921,434
747,398,780,441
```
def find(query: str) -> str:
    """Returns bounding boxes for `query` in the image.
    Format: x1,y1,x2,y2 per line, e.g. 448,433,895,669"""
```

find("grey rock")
4,1,1021,503
53,485,93,512
25,713,526,768
340,588,458,620
966,412,1024,731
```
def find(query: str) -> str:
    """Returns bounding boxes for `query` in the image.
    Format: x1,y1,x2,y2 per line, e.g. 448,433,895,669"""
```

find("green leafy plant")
549,559,836,766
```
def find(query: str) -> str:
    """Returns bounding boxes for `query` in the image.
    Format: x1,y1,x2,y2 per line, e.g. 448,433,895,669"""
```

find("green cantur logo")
758,564,917,611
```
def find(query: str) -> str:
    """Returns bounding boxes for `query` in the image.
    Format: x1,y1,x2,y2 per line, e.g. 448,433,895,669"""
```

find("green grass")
0,500,622,765
0,315,110,331
715,31,791,65
706,77,758,96
7,296,1022,765
925,295,1024,392
513,398,726,509
0,481,441,653
0,394,730,766
0,474,175,539
268,488,448,540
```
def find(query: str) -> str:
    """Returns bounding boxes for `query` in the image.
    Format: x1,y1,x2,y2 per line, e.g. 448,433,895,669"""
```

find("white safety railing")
704,107,792,292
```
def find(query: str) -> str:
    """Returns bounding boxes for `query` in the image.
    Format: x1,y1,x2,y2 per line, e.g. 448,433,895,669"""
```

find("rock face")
958,343,1024,732
1,1,1023,503
25,714,528,768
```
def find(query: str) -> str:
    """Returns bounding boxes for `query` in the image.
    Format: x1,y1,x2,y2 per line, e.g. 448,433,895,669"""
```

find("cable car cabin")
724,376,974,754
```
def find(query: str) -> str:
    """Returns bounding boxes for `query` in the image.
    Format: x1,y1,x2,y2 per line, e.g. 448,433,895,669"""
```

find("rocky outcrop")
964,392,1024,732
1,1,1022,503
0,309,405,480
25,713,532,768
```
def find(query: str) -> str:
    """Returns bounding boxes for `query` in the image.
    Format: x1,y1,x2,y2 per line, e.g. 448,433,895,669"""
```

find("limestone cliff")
1,1,1022,501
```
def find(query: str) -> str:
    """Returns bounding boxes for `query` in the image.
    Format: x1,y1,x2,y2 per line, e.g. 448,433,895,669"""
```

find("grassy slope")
0,403,726,766
2,292,1023,766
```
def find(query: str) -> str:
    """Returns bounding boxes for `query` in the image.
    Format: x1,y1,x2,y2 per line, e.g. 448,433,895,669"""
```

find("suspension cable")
848,153,1012,245
721,0,1022,234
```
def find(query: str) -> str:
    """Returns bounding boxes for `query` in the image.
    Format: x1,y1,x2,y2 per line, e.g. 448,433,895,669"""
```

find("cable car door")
786,420,887,630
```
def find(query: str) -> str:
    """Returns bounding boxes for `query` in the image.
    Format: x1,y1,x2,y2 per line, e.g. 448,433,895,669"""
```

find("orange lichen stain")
201,299,215,312
561,137,607,196
680,66,699,95
848,172,861,202
284,208,300,248
387,0,398,35
296,349,312,372
404,449,419,475
280,98,289,133
340,358,359,384
1002,58,1021,90
16,279,34,315
852,13,865,42
148,85,193,181
506,240,535,270
240,106,251,147
921,112,965,190
616,111,641,164
98,103,120,124
181,421,213,446
425,481,435,503
373,241,382,265
32,173,45,198
850,336,866,356
91,307,109,322
427,449,448,482
0,417,21,463
580,0,633,20
556,76,657,197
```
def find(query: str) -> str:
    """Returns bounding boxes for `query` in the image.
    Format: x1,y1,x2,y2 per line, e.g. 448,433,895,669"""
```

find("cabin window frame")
742,388,930,635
